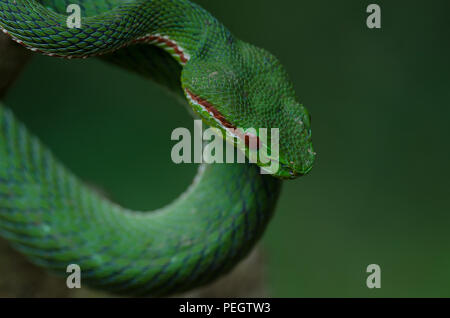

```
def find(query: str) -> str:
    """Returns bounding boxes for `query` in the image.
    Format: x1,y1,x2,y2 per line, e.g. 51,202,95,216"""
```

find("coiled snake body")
0,0,315,296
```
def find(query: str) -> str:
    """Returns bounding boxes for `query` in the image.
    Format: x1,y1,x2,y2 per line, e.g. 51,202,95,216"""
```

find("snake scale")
0,0,315,296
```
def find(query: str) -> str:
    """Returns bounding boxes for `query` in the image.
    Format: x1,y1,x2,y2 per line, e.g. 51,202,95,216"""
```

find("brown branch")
0,33,31,98
0,33,79,297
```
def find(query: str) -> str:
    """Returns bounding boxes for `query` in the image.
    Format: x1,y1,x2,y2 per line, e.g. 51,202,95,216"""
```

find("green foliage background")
4,0,450,297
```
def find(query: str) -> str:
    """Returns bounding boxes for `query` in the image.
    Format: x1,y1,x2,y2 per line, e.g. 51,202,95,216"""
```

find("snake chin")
262,159,312,180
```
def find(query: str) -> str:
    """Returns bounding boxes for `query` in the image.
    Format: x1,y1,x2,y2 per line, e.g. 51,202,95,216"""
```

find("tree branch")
0,33,31,98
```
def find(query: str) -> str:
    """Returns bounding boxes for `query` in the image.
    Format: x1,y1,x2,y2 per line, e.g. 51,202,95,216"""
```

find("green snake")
0,0,315,296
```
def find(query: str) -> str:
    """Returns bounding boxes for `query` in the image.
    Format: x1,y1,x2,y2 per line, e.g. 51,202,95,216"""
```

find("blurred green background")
4,0,450,297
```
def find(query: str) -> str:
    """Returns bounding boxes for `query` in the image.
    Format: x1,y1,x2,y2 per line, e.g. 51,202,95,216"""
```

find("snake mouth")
260,158,302,179
185,88,261,150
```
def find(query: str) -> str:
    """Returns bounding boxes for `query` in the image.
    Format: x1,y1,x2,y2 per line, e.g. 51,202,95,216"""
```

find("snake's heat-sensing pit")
0,0,315,296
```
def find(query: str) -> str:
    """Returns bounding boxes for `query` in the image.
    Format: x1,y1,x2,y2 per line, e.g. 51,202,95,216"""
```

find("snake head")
181,41,315,179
